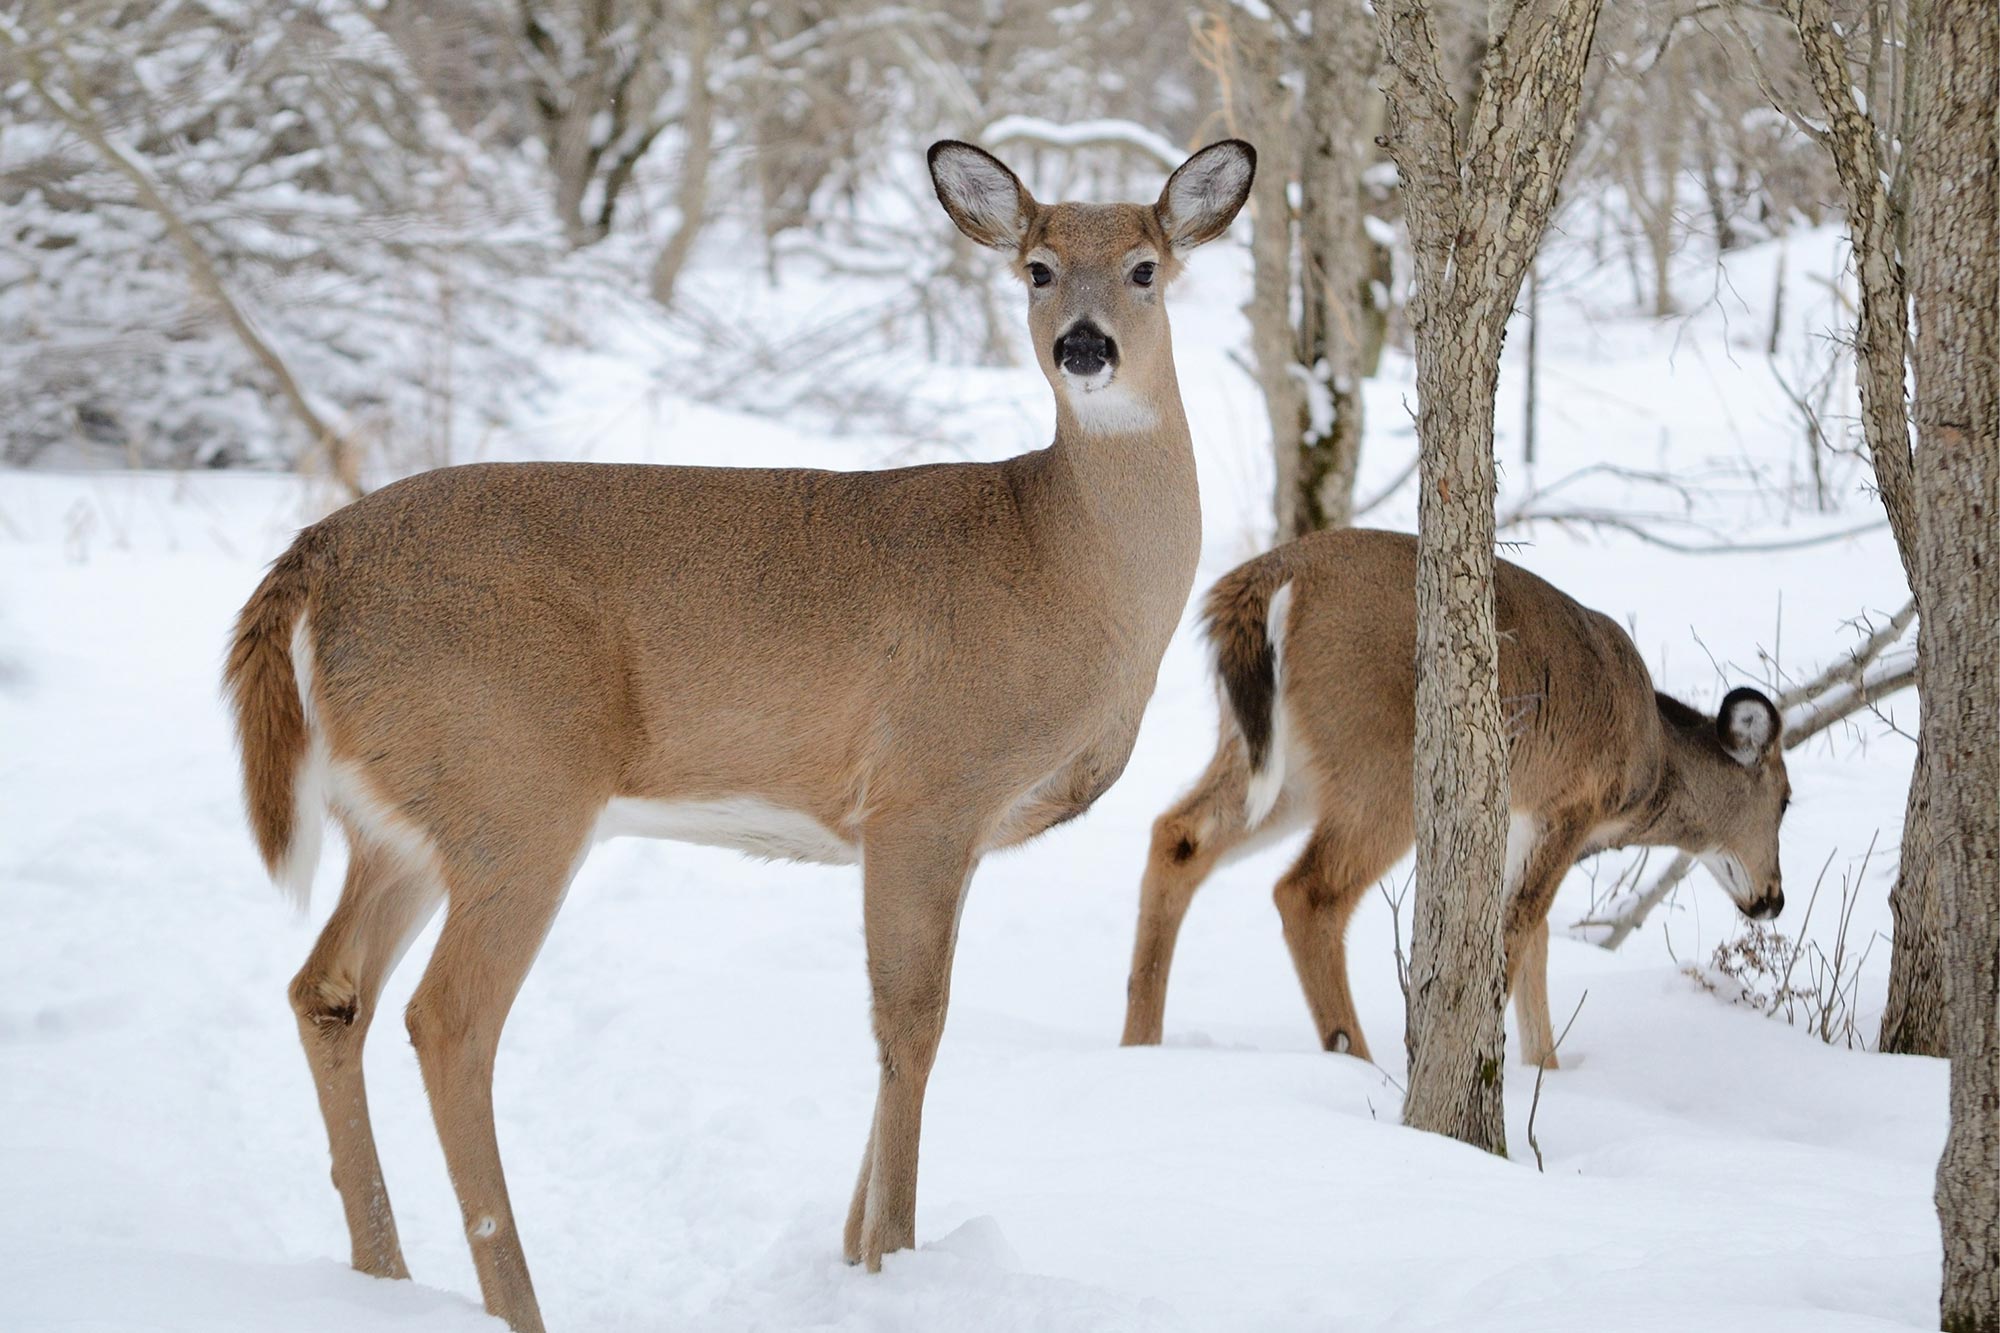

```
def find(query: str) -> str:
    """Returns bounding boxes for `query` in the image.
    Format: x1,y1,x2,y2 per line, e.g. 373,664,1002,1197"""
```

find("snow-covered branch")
978,117,1187,173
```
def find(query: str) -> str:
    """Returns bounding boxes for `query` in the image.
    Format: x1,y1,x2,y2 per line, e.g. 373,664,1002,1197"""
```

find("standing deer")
1120,528,1791,1068
226,139,1254,1331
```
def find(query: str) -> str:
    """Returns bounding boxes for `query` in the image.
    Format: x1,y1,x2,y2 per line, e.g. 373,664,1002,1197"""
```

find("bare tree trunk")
1234,14,1308,541
1905,1,2000,1324
1780,0,1945,1056
1378,0,1603,1154
1216,1,1386,543
649,2,716,308
529,0,614,246
1881,741,1948,1052
1293,0,1385,535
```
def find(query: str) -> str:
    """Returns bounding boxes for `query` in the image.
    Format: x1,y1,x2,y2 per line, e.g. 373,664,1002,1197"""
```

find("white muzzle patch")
1696,849,1754,907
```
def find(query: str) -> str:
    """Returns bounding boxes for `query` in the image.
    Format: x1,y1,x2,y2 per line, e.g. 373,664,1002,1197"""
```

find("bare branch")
1527,990,1587,1171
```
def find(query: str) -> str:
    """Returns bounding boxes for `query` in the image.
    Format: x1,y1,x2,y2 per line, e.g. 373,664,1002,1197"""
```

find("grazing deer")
226,139,1254,1331
1120,528,1790,1068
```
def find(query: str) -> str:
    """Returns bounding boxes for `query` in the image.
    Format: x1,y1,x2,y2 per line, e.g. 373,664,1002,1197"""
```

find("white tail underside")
1243,581,1294,828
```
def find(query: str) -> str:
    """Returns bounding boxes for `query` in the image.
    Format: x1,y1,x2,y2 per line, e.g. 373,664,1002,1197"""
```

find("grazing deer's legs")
1272,832,1370,1061
1272,822,1404,1062
289,839,442,1279
1122,791,1250,1046
1512,919,1557,1070
1502,815,1590,1069
845,828,975,1270
406,829,586,1333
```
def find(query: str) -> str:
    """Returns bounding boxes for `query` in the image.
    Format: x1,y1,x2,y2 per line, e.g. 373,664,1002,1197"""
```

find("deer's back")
1278,529,1664,822
293,460,1167,827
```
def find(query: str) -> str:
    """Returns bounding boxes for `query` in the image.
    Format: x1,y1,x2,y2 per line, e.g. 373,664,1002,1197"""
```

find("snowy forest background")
0,0,1864,484
0,2,1975,1331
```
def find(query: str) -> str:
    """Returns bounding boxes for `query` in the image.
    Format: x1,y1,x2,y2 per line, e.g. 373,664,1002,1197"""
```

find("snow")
0,224,1942,1331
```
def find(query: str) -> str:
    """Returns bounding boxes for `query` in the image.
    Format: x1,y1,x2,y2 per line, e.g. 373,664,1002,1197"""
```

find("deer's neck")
1620,712,1720,849
1043,370,1202,604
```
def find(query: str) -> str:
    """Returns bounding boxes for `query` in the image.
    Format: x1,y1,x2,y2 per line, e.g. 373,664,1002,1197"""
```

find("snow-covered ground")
0,225,1939,1331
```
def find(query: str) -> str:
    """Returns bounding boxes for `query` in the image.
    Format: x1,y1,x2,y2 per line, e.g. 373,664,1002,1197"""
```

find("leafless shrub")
1683,836,1881,1048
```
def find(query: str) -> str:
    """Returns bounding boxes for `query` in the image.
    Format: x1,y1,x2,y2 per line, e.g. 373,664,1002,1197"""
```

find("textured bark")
1378,0,1603,1154
1781,0,1945,1055
1881,740,1948,1054
1905,1,2000,1325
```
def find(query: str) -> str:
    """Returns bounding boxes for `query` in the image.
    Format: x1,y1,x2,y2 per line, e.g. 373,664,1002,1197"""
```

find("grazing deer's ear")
1155,140,1256,252
1717,687,1781,767
928,141,1035,250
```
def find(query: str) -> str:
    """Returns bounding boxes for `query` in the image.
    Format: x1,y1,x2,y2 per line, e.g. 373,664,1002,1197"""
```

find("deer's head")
1691,687,1791,921
927,138,1255,435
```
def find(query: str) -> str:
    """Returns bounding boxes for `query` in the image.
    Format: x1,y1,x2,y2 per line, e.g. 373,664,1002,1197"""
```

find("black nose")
1748,891,1784,921
1054,322,1116,377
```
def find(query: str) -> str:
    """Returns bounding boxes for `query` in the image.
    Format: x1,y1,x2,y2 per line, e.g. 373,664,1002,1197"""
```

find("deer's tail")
223,528,328,909
1203,551,1298,828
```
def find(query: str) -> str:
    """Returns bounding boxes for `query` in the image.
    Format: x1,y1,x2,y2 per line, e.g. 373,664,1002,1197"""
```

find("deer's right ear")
1156,139,1256,252
1717,687,1781,767
928,141,1035,250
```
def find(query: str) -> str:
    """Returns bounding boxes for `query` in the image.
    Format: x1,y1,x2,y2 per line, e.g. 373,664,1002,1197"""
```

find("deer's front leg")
1502,813,1591,1070
845,826,976,1269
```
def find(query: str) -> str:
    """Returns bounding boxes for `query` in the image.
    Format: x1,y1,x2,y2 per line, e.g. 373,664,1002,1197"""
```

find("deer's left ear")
1717,687,1781,767
1156,140,1256,252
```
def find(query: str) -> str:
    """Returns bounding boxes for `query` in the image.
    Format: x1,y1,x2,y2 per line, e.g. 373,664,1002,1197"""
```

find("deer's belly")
595,796,858,865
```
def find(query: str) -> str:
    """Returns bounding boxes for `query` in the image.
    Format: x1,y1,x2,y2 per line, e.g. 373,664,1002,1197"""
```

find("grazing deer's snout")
1054,322,1117,380
1748,887,1785,921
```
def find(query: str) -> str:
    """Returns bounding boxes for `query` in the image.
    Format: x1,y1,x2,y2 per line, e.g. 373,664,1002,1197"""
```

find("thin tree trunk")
539,0,614,246
1780,0,1945,1055
649,3,716,308
1234,15,1306,541
1293,0,1381,535
1905,0,2000,1323
1218,2,1384,543
1377,0,1603,1154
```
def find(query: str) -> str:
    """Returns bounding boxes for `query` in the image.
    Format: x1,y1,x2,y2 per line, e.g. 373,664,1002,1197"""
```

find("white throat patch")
1063,376,1157,435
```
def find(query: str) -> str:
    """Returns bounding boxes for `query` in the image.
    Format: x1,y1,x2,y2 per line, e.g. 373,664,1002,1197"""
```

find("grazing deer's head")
1694,687,1791,920
927,138,1256,435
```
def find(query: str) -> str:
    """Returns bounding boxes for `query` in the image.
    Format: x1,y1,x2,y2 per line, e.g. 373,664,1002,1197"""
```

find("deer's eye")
1131,261,1157,287
1027,262,1053,288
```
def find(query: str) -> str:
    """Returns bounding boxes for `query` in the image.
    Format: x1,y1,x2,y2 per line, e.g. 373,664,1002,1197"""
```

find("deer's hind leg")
1272,818,1407,1063
404,811,594,1333
1121,757,1259,1047
289,833,444,1279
